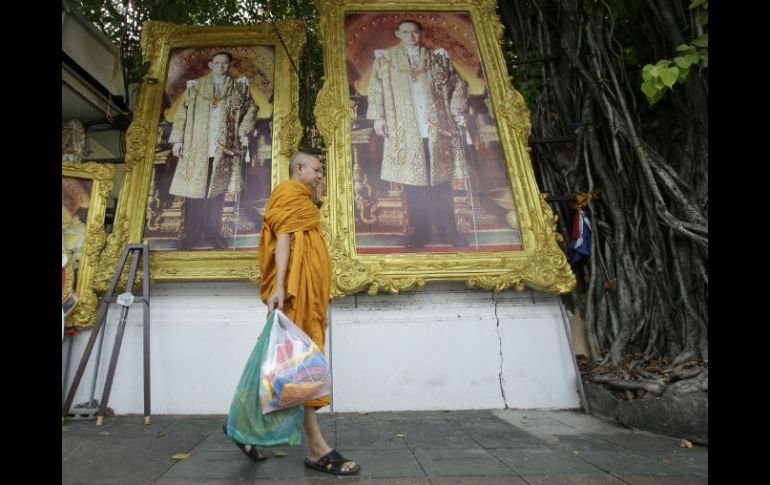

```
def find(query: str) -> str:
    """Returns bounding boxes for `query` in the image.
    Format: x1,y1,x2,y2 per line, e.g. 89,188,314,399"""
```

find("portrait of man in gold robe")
145,46,276,252
346,13,522,254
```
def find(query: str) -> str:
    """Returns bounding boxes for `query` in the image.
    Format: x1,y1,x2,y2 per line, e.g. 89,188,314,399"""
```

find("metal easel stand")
61,243,152,426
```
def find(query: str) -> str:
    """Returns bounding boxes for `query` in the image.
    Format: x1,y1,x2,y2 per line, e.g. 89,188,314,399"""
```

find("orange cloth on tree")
258,180,332,408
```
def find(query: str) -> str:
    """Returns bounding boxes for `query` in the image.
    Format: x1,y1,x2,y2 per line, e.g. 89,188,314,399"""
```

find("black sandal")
304,449,360,475
221,424,267,462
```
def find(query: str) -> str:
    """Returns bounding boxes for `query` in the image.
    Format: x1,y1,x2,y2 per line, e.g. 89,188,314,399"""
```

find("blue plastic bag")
225,311,304,447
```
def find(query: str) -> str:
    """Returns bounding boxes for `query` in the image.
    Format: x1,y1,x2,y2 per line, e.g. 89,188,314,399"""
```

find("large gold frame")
315,0,575,296
94,21,306,288
63,162,116,328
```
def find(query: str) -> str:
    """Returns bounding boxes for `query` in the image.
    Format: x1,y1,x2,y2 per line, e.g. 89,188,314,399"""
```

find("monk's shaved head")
290,151,324,194
289,151,317,175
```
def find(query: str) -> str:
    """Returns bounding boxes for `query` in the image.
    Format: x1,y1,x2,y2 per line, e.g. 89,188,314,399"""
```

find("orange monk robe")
258,179,332,408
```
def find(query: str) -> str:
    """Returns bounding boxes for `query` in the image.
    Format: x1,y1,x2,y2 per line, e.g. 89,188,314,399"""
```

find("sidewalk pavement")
62,409,707,484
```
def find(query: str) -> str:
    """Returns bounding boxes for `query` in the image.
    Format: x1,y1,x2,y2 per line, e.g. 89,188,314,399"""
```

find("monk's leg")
303,407,357,473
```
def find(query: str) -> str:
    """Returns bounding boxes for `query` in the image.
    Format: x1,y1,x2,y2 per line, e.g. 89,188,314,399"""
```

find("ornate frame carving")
314,0,575,295
63,162,116,328
95,21,306,287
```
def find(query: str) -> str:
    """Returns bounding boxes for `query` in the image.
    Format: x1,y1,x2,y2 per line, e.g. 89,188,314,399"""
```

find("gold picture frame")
63,162,116,328
95,20,305,288
314,0,575,295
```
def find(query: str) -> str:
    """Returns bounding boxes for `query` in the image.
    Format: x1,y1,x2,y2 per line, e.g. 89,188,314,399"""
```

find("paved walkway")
62,410,707,484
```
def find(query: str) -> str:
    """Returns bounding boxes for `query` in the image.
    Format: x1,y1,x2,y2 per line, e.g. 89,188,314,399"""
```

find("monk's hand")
315,177,326,198
373,119,389,137
267,288,284,312
172,142,183,158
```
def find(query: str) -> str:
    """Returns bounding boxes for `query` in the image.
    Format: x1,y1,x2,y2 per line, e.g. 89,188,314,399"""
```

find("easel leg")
62,310,107,419
96,248,142,425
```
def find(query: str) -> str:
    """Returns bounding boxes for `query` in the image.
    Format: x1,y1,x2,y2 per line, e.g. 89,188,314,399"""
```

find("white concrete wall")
62,282,579,415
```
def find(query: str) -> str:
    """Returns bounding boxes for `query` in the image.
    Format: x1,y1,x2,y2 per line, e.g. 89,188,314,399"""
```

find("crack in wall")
494,294,509,409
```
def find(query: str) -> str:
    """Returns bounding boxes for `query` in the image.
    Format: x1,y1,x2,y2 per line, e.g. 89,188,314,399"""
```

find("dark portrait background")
345,12,522,254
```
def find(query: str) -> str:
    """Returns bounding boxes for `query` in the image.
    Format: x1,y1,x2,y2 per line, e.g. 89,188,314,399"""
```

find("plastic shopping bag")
225,311,304,447
260,309,331,414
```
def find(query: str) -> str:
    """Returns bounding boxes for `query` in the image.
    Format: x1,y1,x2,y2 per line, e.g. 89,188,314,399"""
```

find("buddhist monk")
257,151,360,475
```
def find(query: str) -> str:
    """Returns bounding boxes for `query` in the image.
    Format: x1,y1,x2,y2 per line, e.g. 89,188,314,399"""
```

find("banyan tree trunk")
498,0,707,369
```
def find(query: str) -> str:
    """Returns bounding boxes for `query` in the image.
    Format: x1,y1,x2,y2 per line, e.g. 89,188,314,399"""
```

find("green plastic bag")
225,311,304,447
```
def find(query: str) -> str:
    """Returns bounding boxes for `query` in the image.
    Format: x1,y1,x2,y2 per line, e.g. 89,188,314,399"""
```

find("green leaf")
644,90,665,107
674,54,701,70
693,34,708,48
674,56,693,69
652,90,666,105
659,66,679,88
641,64,655,81
676,44,695,53
653,77,667,89
698,11,708,26
641,80,660,100
676,66,690,82
701,53,708,67
689,0,707,9
685,54,701,66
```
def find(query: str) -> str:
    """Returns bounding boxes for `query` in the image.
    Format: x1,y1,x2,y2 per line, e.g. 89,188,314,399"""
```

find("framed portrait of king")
95,21,305,285
314,0,575,295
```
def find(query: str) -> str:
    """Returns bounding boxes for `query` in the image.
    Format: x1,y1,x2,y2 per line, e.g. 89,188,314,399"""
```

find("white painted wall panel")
62,281,579,414
328,284,506,411
494,291,580,408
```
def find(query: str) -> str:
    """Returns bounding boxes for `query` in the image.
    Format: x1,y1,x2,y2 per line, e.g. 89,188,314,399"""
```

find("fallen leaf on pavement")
662,459,672,465
172,453,190,460
272,450,288,457
679,439,693,448
396,433,406,438
98,432,110,436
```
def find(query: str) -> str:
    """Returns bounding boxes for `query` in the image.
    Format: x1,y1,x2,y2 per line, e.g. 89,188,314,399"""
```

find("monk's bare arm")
266,233,290,311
